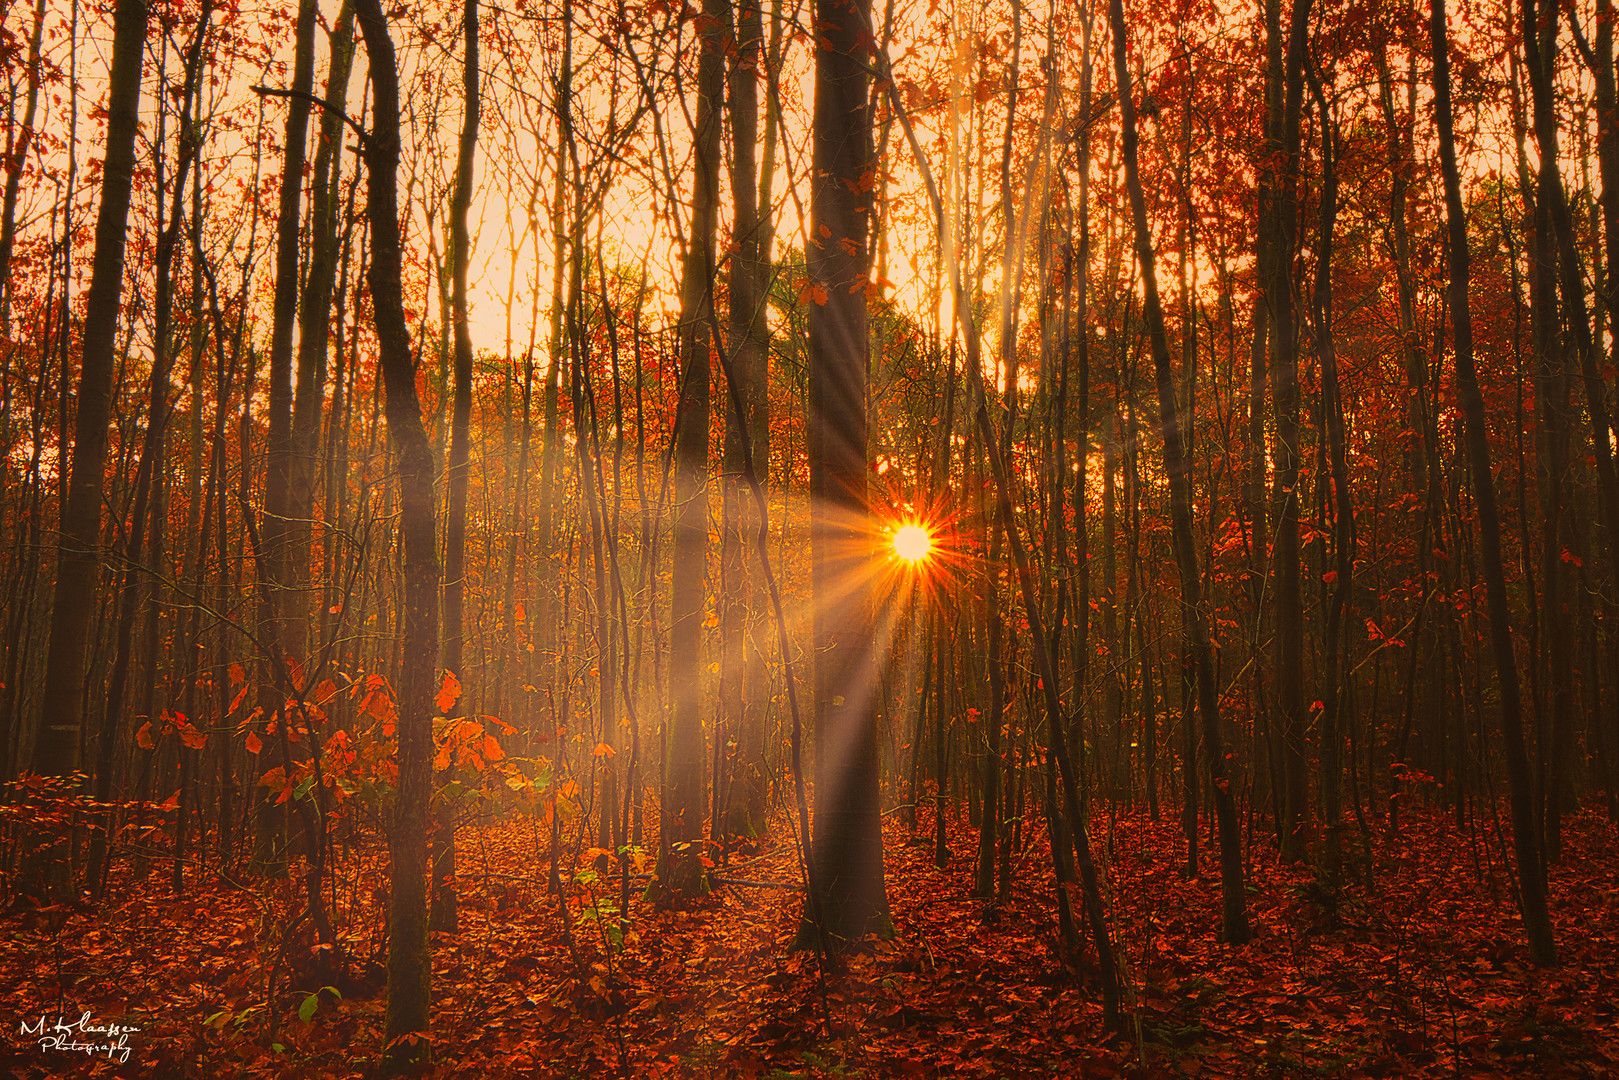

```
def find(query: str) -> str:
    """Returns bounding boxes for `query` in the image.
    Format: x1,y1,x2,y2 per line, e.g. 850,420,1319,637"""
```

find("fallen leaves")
0,804,1614,1078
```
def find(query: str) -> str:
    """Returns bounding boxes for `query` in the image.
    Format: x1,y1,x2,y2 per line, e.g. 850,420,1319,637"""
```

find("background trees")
0,0,1616,1061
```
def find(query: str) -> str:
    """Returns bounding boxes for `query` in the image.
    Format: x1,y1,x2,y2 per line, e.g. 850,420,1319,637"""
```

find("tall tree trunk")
535,0,572,740
723,0,769,840
1109,0,1251,943
289,0,357,654
659,0,727,899
804,0,890,944
432,0,478,936
87,10,210,889
356,0,444,1064
1246,0,1281,833
0,0,47,327
1270,0,1312,862
1432,0,1557,966
30,0,149,832
1309,64,1351,883
251,0,318,873
1525,0,1619,859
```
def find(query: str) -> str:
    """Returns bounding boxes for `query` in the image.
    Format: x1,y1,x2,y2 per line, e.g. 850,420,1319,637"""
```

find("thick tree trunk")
804,0,890,944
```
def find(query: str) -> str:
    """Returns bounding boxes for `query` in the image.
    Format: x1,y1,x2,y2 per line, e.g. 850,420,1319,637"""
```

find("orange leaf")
135,721,155,750
229,663,246,686
592,742,616,759
436,670,463,715
176,719,208,750
360,678,397,724
245,731,263,755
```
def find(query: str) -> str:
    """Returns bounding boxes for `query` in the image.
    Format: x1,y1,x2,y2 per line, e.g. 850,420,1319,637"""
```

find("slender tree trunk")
30,0,149,832
723,0,769,840
290,0,356,652
1433,0,1557,966
1308,64,1351,883
1524,0,1619,858
431,0,478,936
0,0,47,327
357,0,444,1063
250,0,318,873
1109,0,1250,943
1270,0,1311,862
659,0,727,900
1246,0,1281,833
86,12,209,888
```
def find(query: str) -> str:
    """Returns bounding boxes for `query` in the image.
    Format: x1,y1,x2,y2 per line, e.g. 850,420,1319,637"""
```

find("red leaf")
177,719,208,749
436,670,463,715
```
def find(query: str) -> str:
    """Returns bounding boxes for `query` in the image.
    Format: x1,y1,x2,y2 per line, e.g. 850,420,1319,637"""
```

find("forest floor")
1,801,1616,1078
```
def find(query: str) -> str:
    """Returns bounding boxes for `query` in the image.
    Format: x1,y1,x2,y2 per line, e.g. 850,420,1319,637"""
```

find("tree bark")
1432,0,1557,966
804,0,891,944
1270,0,1311,862
356,0,444,1064
31,0,149,799
1108,0,1251,943
659,0,728,899
723,0,769,840
432,0,479,937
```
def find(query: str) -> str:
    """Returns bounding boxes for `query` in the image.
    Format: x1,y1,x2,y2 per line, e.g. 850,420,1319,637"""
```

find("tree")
355,0,443,1064
1432,0,1556,967
31,0,149,801
804,0,891,945
1270,0,1312,862
433,0,480,936
251,0,319,873
659,0,728,899
721,0,771,842
1108,0,1250,944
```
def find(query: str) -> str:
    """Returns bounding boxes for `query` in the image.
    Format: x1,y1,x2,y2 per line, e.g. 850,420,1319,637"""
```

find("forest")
1,0,1618,1072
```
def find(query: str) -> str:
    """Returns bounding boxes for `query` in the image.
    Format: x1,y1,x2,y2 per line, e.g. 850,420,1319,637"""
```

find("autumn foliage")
0,0,1618,1072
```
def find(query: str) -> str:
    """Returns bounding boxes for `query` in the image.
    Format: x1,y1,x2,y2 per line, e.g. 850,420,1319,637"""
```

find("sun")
892,524,933,564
